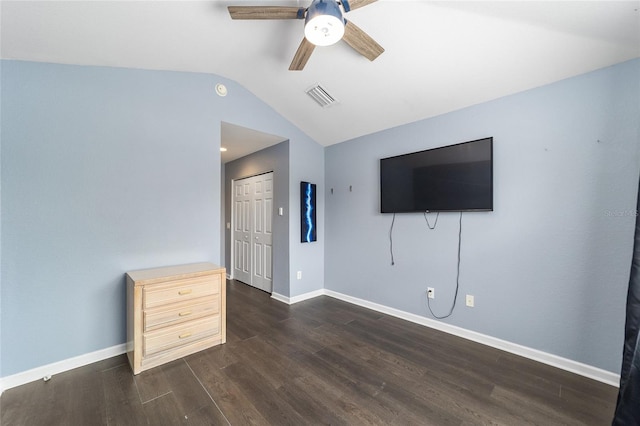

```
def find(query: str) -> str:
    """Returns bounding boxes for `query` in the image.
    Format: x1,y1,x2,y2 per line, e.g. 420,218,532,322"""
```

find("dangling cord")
427,212,462,319
389,213,396,265
424,211,439,230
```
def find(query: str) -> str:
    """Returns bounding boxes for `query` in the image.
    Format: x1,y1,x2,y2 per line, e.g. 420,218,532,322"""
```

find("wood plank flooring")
1,280,618,425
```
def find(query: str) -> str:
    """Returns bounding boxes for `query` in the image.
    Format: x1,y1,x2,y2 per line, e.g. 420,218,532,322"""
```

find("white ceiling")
2,1,639,158
221,122,288,163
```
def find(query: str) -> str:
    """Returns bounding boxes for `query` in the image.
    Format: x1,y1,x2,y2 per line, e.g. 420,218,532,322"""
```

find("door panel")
232,172,274,293
254,241,263,276
254,199,263,233
251,173,273,293
264,245,273,281
233,180,251,284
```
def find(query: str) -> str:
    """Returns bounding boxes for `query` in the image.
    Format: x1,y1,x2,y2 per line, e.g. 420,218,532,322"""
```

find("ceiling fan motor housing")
304,0,345,46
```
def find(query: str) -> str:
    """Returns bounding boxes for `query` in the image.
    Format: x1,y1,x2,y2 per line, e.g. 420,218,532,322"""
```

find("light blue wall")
325,59,640,373
0,60,3,377
289,136,325,297
223,137,326,299
3,58,635,378
224,141,290,296
1,61,224,376
0,60,324,376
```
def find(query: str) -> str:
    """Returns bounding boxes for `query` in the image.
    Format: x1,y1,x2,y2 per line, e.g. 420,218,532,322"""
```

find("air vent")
306,84,339,108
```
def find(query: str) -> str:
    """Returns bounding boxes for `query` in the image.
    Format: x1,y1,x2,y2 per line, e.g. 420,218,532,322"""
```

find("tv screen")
380,137,493,213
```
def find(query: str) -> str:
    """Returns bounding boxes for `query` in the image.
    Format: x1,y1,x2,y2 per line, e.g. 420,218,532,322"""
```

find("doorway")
232,172,274,293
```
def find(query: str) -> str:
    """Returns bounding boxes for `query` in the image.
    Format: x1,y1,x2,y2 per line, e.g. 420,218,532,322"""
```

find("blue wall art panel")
301,181,317,243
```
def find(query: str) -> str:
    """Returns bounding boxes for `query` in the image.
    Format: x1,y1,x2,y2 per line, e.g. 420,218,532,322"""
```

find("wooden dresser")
126,262,226,375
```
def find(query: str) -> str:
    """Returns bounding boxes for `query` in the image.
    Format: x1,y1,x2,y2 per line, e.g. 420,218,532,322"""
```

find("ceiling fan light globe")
305,15,344,46
304,0,345,46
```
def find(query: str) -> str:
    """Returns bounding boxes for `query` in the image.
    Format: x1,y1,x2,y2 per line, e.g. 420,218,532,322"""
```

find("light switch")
278,207,284,216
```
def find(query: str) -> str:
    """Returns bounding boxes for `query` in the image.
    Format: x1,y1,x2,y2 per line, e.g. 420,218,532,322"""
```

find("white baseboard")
271,289,324,305
0,343,127,393
1,289,621,393
322,289,620,388
270,292,290,304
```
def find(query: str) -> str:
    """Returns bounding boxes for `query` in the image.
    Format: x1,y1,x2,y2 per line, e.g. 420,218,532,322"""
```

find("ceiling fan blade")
342,20,384,61
341,0,377,12
228,6,304,20
289,38,316,71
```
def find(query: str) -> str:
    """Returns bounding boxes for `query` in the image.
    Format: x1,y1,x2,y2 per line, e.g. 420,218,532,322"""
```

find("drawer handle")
179,332,192,339
178,311,192,317
178,289,192,296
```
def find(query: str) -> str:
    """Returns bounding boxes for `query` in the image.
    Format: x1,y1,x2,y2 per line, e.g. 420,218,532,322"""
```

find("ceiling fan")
228,0,384,70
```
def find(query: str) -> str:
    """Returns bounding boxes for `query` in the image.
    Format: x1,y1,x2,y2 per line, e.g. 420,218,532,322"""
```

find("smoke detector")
215,83,228,97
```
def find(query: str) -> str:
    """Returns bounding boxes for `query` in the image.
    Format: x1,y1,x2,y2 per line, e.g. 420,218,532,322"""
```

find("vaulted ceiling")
2,1,639,156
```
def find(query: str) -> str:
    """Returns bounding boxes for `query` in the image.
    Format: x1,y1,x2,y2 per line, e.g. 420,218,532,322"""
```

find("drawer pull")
179,332,192,339
178,311,192,317
178,289,192,296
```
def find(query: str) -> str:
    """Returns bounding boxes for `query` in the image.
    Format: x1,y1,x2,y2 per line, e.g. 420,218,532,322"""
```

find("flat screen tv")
380,137,493,213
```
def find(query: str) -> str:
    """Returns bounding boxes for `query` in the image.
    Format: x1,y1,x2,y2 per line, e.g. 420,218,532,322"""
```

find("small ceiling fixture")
215,83,228,97
304,0,345,46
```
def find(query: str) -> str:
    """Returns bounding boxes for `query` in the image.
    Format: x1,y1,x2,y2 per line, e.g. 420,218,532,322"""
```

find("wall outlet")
296,271,302,280
427,287,435,299
466,294,475,307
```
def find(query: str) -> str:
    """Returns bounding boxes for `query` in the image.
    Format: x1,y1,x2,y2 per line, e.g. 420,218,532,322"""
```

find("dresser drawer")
144,295,219,332
143,275,220,309
143,315,220,358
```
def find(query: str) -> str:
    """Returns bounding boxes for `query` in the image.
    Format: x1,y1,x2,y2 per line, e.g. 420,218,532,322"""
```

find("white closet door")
233,179,251,285
251,173,273,293
232,172,274,293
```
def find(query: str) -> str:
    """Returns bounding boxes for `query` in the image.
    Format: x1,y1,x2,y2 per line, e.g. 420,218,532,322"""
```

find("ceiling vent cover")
306,84,339,108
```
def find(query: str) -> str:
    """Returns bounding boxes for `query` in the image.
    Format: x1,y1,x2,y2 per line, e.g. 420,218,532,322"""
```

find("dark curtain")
613,182,640,425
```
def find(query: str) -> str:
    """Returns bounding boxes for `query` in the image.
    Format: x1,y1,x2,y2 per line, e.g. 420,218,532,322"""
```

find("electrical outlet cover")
466,295,474,307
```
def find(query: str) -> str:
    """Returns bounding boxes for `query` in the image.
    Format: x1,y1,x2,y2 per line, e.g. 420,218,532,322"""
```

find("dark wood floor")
1,280,618,425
